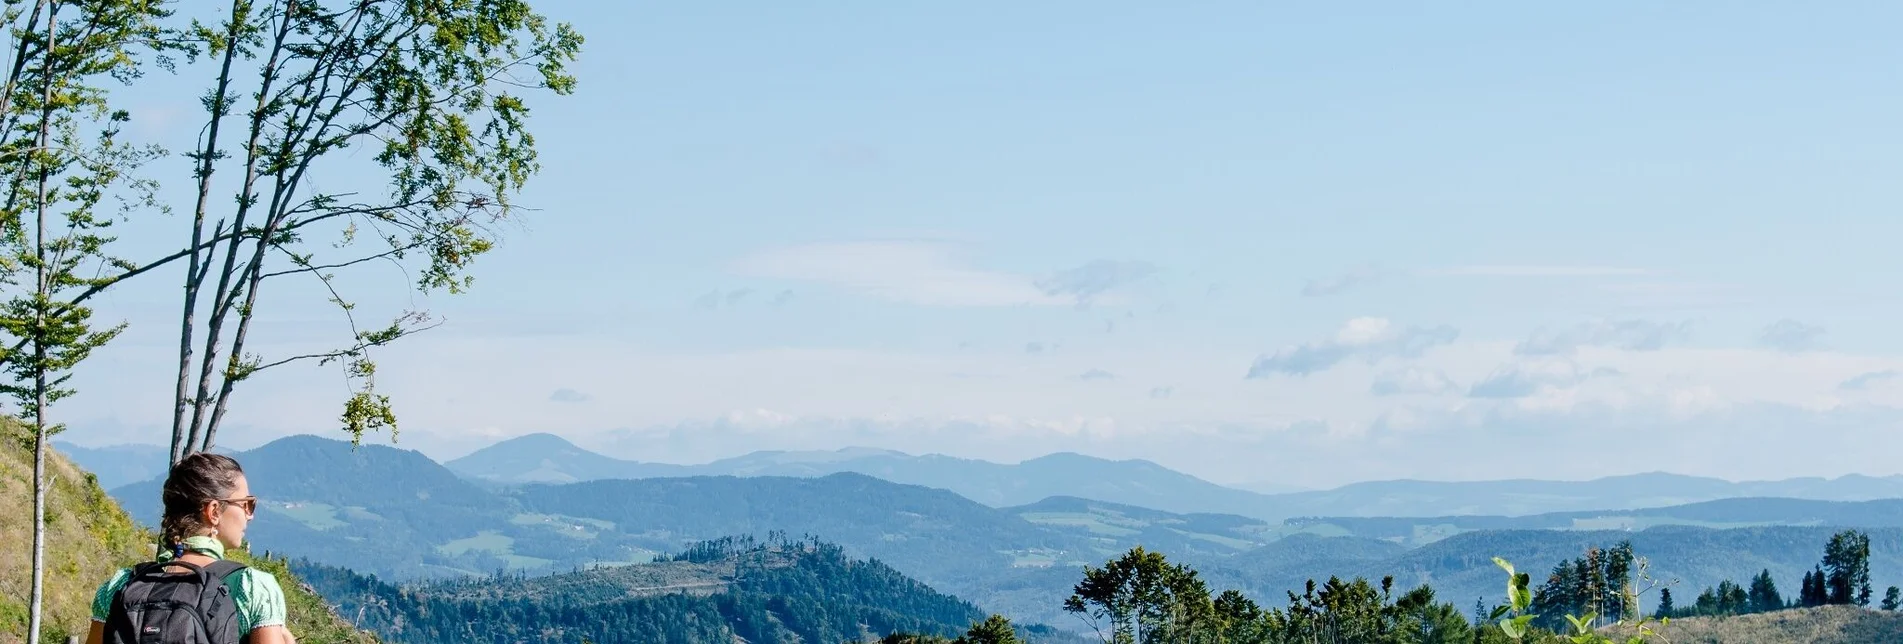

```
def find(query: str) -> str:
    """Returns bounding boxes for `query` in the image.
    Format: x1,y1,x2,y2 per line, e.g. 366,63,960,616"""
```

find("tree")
1655,588,1673,618
1717,580,1747,615
1064,546,1212,644
1882,587,1900,612
1799,569,1824,607
0,1,167,642
1746,569,1782,614
149,0,582,464
958,615,1021,644
1823,529,1872,606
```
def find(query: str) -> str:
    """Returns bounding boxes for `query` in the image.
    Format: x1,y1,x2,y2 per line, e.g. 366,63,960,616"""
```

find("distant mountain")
296,535,1087,644
1337,526,1903,614
1292,497,1903,546
446,433,1903,521
52,441,168,490
1255,471,1903,520
1006,495,1275,563
96,434,1903,637
447,433,1277,516
108,434,1109,626
442,432,692,483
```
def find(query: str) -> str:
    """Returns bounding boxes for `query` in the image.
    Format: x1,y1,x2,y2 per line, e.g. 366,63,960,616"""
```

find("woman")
86,452,296,644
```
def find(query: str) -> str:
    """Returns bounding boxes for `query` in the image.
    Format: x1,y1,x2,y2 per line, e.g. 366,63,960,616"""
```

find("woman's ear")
201,500,221,529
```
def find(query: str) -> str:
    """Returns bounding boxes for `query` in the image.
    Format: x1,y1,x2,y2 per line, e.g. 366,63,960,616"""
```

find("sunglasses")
215,496,257,516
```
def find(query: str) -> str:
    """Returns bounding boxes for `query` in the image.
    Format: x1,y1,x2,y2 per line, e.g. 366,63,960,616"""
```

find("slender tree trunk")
25,5,56,641
192,4,294,454
173,0,247,464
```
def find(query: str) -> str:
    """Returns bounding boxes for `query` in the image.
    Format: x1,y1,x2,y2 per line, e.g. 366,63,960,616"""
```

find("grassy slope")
1600,606,1903,643
0,426,376,644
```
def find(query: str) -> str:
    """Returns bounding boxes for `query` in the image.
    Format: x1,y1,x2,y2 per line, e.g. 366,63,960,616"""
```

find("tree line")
882,528,1895,644
1657,528,1890,618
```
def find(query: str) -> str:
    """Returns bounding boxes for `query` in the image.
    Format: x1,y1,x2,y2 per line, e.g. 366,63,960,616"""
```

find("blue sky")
60,1,1903,487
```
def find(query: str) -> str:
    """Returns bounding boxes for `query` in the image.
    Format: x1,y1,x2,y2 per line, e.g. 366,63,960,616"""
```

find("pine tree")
1823,529,1873,606
1883,587,1901,612
1656,588,1674,618
1747,569,1782,614
1604,541,1636,622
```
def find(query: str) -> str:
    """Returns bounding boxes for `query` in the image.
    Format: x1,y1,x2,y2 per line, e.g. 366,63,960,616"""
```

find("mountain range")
79,434,1903,633
446,432,1903,520
72,432,1903,521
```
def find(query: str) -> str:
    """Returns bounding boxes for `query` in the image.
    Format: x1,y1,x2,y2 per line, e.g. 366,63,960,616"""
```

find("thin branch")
259,241,419,280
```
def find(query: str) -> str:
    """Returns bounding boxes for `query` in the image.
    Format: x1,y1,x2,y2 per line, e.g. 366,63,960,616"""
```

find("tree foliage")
134,0,583,463
1823,529,1873,607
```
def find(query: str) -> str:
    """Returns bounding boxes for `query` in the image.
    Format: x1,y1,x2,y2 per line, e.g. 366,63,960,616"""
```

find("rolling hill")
446,432,1277,516
92,434,1903,637
81,434,1903,522
295,535,1087,643
1,430,374,644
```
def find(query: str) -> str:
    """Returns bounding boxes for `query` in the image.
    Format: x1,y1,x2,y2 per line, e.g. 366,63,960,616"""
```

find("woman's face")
204,473,254,550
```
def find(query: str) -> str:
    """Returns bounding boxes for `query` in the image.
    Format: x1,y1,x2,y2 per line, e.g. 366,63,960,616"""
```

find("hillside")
47,442,168,491
95,435,1903,637
1293,497,1903,546
1229,526,1903,615
296,535,1086,644
446,433,1274,516
0,430,376,643
88,434,1903,522
1619,605,1903,643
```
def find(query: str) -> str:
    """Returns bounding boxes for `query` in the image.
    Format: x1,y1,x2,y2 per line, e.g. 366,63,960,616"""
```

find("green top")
90,535,288,634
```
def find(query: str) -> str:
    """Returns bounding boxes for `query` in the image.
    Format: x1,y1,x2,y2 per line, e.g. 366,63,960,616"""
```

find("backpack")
103,559,248,644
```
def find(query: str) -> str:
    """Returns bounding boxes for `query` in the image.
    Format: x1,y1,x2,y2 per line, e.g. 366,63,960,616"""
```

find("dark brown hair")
159,452,246,551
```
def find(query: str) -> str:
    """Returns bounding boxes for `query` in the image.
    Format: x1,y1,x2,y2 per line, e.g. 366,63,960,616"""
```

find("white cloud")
730,241,1147,308
1428,265,1653,277
57,319,1903,487
1302,264,1382,297
1840,370,1900,391
1760,319,1825,352
1247,317,1459,378
1515,319,1691,355
1369,368,1458,397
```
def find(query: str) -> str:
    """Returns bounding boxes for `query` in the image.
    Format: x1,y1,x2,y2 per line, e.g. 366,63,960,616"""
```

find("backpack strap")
203,560,248,580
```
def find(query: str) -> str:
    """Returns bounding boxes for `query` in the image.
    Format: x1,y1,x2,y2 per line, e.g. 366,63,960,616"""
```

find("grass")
0,423,378,644
435,530,513,556
1606,606,1903,643
508,512,613,539
269,501,347,531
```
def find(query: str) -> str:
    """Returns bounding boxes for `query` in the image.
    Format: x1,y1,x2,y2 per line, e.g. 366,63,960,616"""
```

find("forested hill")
296,535,1085,644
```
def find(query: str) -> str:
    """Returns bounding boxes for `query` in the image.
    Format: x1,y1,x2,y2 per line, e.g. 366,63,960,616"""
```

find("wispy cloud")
1515,319,1691,355
1839,370,1899,391
1760,319,1825,352
1247,317,1458,378
1467,362,1619,399
1369,368,1457,397
1148,387,1173,399
1034,259,1156,306
1429,265,1652,277
1076,369,1117,381
549,388,592,403
1302,264,1383,297
732,241,1145,307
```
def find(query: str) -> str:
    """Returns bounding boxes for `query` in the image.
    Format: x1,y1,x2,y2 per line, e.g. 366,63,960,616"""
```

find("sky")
55,1,1903,488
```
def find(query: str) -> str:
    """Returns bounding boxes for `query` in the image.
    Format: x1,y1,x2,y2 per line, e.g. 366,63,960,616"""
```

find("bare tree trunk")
26,5,56,641
172,0,248,464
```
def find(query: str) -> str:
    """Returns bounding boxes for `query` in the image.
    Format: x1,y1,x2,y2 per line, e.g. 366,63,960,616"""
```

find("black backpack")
103,559,248,644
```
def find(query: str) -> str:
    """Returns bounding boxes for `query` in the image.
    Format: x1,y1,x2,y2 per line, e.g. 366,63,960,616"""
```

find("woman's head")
159,452,255,552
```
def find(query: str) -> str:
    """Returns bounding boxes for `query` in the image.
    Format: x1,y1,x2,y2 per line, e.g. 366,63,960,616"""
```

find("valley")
71,434,1903,637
